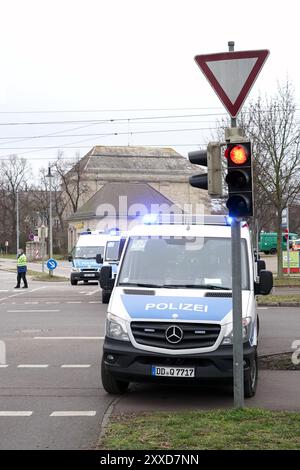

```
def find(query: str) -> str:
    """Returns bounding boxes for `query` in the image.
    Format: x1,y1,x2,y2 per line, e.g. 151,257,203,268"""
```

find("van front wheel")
101,358,129,394
102,290,111,304
244,352,258,398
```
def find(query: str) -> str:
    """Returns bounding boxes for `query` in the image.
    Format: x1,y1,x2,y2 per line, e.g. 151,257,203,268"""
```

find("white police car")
99,215,273,397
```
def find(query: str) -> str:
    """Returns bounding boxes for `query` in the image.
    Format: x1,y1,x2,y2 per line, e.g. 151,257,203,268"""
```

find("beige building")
74,145,208,209
67,181,183,249
67,145,209,249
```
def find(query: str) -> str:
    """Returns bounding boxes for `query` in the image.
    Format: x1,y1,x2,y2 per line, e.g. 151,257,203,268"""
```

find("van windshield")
74,246,104,259
105,240,120,261
118,236,249,290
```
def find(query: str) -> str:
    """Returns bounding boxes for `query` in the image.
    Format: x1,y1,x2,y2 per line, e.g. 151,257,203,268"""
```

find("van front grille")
130,322,221,350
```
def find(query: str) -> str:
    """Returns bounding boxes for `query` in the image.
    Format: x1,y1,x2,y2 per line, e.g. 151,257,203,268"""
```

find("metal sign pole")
286,205,290,276
228,40,244,409
231,218,244,407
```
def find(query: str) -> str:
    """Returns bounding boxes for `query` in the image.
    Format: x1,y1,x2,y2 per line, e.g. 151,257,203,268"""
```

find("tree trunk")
276,210,283,279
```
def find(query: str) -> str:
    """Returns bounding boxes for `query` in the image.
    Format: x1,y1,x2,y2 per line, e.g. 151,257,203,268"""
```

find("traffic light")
225,141,253,217
188,143,222,196
284,228,289,241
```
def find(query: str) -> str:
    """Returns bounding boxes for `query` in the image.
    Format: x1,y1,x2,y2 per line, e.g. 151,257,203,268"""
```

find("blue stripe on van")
121,295,232,321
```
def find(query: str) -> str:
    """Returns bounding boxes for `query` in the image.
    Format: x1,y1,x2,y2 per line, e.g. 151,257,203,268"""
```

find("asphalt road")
0,272,299,449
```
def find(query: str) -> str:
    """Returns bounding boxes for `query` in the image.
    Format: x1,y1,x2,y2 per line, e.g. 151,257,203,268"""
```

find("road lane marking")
257,307,269,310
7,310,60,313
24,302,39,304
86,290,99,296
29,287,47,293
34,336,104,340
0,411,33,417
50,411,96,417
67,301,82,304
61,364,91,368
17,364,48,369
0,365,8,368
89,301,101,304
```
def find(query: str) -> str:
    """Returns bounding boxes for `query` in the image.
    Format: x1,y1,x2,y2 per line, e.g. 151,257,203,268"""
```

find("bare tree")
240,80,300,276
0,155,31,252
52,151,90,215
212,80,300,277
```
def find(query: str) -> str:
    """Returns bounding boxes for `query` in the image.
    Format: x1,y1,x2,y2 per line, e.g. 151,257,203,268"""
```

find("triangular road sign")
194,50,270,117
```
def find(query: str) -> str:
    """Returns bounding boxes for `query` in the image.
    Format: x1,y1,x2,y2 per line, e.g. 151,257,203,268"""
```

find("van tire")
101,358,129,394
244,351,258,398
102,290,111,304
269,248,277,255
70,279,78,286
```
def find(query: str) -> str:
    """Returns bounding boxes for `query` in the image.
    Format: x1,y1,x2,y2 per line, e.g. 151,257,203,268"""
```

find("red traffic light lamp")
284,228,289,241
225,141,253,217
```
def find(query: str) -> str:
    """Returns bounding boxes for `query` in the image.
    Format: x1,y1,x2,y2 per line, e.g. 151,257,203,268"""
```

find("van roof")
128,222,250,239
77,233,112,247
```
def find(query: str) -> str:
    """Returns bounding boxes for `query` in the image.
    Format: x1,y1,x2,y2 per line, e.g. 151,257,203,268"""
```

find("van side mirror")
255,270,273,296
68,254,73,262
100,265,115,291
96,254,103,264
257,259,266,274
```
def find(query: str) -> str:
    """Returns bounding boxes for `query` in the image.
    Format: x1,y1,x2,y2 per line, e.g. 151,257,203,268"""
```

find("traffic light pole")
228,41,244,408
231,217,244,407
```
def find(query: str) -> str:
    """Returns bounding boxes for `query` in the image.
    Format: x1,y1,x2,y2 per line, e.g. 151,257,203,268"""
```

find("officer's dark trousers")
16,272,28,288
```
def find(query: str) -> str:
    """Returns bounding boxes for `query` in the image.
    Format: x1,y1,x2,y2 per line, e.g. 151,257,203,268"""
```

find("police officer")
15,249,28,289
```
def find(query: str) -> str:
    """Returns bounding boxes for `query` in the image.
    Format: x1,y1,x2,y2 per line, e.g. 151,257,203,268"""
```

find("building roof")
75,145,200,182
68,182,182,221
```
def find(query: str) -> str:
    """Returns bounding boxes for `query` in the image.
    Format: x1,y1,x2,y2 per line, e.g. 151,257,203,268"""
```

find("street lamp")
46,165,53,276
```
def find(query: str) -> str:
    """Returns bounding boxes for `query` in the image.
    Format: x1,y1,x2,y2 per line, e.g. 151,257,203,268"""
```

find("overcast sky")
0,0,299,171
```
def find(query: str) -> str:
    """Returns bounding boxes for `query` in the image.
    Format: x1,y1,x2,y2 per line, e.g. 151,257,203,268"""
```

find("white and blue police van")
99,215,273,397
69,231,111,285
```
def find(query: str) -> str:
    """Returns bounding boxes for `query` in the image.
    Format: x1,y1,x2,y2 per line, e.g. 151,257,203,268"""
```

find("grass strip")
257,294,300,305
26,269,67,282
274,277,300,287
259,353,300,371
100,408,300,450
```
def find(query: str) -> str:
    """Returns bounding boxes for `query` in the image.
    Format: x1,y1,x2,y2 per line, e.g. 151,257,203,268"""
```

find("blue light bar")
142,214,158,224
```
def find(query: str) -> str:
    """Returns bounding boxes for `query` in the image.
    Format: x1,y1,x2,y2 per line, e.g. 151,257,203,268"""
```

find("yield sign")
194,50,269,117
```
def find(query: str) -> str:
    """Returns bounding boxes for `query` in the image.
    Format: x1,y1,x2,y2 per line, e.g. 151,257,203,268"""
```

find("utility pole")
41,225,46,273
227,40,244,408
46,165,53,277
16,189,20,255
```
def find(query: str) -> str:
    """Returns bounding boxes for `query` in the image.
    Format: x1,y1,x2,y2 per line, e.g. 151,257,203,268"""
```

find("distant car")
292,239,300,251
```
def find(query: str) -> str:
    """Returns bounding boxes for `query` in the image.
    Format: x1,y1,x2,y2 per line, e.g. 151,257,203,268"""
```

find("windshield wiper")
119,282,163,288
162,284,231,290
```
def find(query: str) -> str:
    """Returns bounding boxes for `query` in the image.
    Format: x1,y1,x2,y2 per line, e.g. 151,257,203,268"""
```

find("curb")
97,396,122,449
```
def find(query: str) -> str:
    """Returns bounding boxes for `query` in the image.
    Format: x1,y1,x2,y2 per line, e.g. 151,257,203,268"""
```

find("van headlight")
221,317,252,345
72,267,80,272
106,314,129,342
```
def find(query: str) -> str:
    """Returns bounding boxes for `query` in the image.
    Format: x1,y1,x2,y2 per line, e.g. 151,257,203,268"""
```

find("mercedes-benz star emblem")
165,325,184,344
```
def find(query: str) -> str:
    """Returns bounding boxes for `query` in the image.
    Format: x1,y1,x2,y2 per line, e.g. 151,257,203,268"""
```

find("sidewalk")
111,370,300,413
0,257,70,278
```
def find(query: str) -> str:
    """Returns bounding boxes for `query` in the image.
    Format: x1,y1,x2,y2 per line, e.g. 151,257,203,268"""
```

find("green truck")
259,232,299,254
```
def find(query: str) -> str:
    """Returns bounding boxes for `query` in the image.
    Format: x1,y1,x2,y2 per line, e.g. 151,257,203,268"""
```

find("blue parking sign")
47,258,57,270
